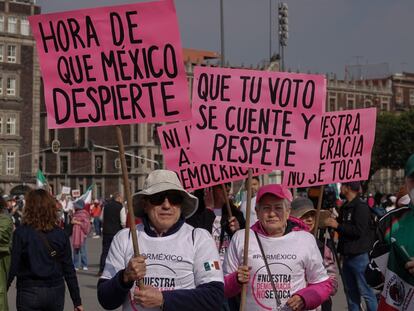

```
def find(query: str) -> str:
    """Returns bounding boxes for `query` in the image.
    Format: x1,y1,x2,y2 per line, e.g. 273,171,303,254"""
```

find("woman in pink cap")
223,184,332,311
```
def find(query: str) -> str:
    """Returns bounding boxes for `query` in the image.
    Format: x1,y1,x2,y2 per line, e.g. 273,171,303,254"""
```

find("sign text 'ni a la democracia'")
283,108,377,187
29,0,190,129
189,66,326,173
158,121,267,191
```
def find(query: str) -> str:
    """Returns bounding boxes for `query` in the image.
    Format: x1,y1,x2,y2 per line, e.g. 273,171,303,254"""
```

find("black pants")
99,234,115,273
16,283,65,311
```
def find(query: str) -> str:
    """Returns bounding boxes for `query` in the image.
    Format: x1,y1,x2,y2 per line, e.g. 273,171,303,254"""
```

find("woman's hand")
236,265,250,284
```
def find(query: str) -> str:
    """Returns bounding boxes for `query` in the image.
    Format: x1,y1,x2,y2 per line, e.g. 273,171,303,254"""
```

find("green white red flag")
36,169,47,189
378,243,414,310
74,184,94,205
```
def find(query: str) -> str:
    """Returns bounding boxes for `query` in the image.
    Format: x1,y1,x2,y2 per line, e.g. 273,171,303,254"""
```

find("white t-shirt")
102,223,223,311
223,229,328,311
240,196,257,223
211,209,231,264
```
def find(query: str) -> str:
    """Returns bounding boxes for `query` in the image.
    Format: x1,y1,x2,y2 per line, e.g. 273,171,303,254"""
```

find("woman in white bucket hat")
98,170,224,311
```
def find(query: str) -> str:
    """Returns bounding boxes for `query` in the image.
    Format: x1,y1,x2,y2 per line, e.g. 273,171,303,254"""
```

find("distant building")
326,72,414,194
0,0,41,195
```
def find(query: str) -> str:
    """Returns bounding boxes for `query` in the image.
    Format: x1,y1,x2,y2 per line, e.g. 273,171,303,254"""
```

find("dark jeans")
93,217,101,236
99,234,115,273
16,283,65,311
342,253,378,311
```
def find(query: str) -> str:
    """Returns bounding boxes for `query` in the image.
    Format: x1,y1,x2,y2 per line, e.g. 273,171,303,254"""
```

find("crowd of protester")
0,153,413,310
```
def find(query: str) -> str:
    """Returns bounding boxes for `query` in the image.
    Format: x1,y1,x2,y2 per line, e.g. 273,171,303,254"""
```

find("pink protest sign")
29,0,190,129
283,108,377,187
189,66,326,172
158,121,268,191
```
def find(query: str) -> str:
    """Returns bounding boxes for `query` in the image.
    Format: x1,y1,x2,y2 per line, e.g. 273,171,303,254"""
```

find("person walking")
71,199,91,271
98,192,126,276
7,189,83,311
90,199,102,238
0,196,13,311
324,181,378,311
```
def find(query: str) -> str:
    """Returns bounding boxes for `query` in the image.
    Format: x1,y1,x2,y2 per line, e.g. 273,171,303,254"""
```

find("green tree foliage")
370,109,414,178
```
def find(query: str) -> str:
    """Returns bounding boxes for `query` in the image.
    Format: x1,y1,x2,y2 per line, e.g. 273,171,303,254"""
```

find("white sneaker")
92,235,100,239
82,267,88,271
75,267,79,271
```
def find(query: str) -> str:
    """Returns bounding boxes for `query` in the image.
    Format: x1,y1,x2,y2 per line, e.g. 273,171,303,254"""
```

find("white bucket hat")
132,170,198,219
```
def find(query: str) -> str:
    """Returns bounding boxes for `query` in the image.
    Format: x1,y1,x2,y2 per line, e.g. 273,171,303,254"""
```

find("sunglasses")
148,191,184,206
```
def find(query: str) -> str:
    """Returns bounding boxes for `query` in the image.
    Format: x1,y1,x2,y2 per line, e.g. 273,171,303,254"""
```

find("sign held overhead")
29,0,191,129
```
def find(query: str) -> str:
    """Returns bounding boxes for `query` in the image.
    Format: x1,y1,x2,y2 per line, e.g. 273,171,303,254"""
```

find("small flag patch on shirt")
204,261,220,271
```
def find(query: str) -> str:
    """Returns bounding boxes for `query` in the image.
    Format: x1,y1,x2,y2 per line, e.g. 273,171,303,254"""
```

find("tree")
366,109,414,190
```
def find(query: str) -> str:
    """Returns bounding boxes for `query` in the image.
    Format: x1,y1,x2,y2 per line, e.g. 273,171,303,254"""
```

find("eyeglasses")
148,191,184,206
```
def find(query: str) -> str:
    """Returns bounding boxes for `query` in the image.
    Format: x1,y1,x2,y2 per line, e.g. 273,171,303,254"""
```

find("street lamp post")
220,0,225,66
278,2,288,71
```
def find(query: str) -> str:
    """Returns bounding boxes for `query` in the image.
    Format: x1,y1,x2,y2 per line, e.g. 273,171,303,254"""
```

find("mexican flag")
378,243,414,310
74,184,94,204
36,169,47,189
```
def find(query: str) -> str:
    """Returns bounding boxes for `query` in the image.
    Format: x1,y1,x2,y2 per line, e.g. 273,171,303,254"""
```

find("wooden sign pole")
239,169,253,311
313,185,325,237
115,126,143,288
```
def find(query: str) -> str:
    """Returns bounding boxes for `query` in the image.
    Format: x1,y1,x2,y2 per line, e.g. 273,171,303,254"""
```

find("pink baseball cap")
256,184,293,204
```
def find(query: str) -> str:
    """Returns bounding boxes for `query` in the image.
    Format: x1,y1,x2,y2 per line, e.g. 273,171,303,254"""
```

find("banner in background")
158,121,268,191
283,108,377,187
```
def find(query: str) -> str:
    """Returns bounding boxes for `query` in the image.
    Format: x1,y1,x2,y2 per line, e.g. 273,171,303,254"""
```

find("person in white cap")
97,170,224,311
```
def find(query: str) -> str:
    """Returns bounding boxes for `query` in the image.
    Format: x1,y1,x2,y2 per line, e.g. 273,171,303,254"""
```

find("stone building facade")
0,0,41,195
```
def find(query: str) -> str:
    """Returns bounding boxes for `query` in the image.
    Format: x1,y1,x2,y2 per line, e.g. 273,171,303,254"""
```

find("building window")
328,97,336,111
78,179,84,194
0,16,4,32
0,117,2,134
147,124,153,143
364,100,372,108
6,117,16,135
0,76,3,95
20,17,30,36
60,155,68,174
94,155,103,173
410,90,414,106
6,77,16,96
95,182,103,199
6,151,16,175
0,44,3,62
347,99,355,110
7,45,16,63
39,155,43,171
154,154,163,169
146,149,152,169
8,17,17,34
0,153,2,175
125,152,132,172
395,87,403,105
